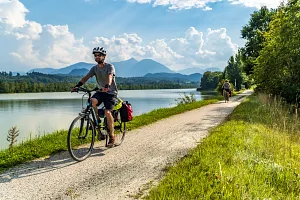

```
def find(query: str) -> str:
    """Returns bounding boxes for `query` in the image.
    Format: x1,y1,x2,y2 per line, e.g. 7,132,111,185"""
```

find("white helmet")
92,47,106,55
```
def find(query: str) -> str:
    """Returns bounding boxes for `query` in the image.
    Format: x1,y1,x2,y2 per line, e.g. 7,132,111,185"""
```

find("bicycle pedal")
98,133,106,141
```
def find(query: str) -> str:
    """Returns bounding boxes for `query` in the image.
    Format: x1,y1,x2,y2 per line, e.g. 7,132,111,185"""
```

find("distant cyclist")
222,80,231,101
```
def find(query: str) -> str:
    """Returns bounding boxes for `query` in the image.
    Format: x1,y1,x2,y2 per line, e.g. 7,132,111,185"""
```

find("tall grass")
146,94,300,199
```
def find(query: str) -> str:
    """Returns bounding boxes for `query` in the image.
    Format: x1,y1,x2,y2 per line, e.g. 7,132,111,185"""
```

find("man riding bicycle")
72,47,118,147
222,79,231,100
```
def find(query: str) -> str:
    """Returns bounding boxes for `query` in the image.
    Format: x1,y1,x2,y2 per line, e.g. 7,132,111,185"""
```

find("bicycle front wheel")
67,115,95,161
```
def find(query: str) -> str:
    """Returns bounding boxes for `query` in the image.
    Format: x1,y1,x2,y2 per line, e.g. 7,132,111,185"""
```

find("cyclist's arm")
80,73,92,84
106,64,115,87
107,73,113,86
75,67,94,87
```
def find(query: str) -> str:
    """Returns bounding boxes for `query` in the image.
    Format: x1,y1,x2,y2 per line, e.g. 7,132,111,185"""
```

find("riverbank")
0,96,224,172
146,93,300,199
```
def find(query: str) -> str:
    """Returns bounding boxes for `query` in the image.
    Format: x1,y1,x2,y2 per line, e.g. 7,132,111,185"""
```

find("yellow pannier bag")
113,98,123,111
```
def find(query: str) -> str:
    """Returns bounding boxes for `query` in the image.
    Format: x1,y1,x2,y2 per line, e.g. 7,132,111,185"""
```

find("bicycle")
67,86,126,161
223,89,230,103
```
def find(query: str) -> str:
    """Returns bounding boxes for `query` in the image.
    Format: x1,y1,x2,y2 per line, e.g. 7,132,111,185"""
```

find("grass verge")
146,94,300,199
0,96,223,173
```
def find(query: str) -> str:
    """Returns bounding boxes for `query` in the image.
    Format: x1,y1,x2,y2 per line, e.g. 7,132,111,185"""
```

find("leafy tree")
199,71,222,90
255,1,300,104
224,53,244,91
241,6,276,75
0,81,9,93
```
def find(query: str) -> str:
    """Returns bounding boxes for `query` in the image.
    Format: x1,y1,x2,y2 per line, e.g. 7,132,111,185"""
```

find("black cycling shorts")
91,92,116,111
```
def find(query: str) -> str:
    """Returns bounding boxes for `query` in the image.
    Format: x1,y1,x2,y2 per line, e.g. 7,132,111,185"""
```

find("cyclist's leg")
91,92,104,122
226,89,230,101
103,94,116,146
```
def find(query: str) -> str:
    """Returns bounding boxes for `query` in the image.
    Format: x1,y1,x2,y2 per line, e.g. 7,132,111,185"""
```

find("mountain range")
27,58,222,81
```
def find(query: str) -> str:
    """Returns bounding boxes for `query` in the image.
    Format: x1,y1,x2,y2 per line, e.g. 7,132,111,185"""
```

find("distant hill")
68,68,89,76
144,72,202,82
113,58,138,77
55,62,94,74
129,59,174,77
27,58,221,78
12,71,26,76
28,68,59,74
27,58,139,77
28,62,94,75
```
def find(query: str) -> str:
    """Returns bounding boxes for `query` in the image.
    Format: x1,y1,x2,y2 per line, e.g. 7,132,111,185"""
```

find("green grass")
0,96,223,173
146,94,300,199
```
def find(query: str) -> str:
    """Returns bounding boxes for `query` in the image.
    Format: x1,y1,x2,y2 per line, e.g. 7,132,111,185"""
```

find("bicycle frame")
75,87,110,131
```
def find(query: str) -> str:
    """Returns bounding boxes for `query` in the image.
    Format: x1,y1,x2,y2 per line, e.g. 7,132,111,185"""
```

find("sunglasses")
94,54,105,57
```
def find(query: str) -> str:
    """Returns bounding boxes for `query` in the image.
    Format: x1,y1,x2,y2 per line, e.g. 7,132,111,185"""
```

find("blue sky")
0,0,281,72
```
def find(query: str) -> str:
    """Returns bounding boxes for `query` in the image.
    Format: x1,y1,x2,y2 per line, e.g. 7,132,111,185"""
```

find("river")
0,88,216,149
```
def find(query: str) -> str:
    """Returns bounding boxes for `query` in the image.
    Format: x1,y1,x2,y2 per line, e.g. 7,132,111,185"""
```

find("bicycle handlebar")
71,86,99,94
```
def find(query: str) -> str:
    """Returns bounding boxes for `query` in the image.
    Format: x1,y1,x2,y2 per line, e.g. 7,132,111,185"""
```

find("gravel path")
0,90,252,200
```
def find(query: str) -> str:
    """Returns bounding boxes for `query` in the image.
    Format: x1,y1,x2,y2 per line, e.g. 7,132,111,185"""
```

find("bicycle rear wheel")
223,90,229,103
67,115,95,161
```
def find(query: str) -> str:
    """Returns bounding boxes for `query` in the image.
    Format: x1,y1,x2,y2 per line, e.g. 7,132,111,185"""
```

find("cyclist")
72,47,118,147
222,79,231,100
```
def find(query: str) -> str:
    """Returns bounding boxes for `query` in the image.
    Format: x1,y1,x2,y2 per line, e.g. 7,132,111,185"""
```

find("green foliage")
219,51,245,92
0,72,198,93
7,126,19,153
175,93,196,105
254,1,300,105
146,94,300,199
225,54,244,91
199,71,223,90
241,6,276,75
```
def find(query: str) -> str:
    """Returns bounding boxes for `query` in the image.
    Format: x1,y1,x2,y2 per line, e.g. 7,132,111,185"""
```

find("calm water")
0,89,216,149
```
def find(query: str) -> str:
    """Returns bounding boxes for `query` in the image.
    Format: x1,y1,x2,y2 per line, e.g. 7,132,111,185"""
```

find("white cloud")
203,6,212,11
0,0,238,71
9,24,91,68
153,0,219,10
91,27,238,70
228,0,284,9
0,0,28,28
127,0,151,3
0,0,92,68
127,0,283,10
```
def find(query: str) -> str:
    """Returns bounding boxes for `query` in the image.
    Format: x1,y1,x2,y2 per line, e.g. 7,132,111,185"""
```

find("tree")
241,6,276,75
255,1,300,104
9,82,15,93
224,51,244,91
199,71,223,90
0,81,9,93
